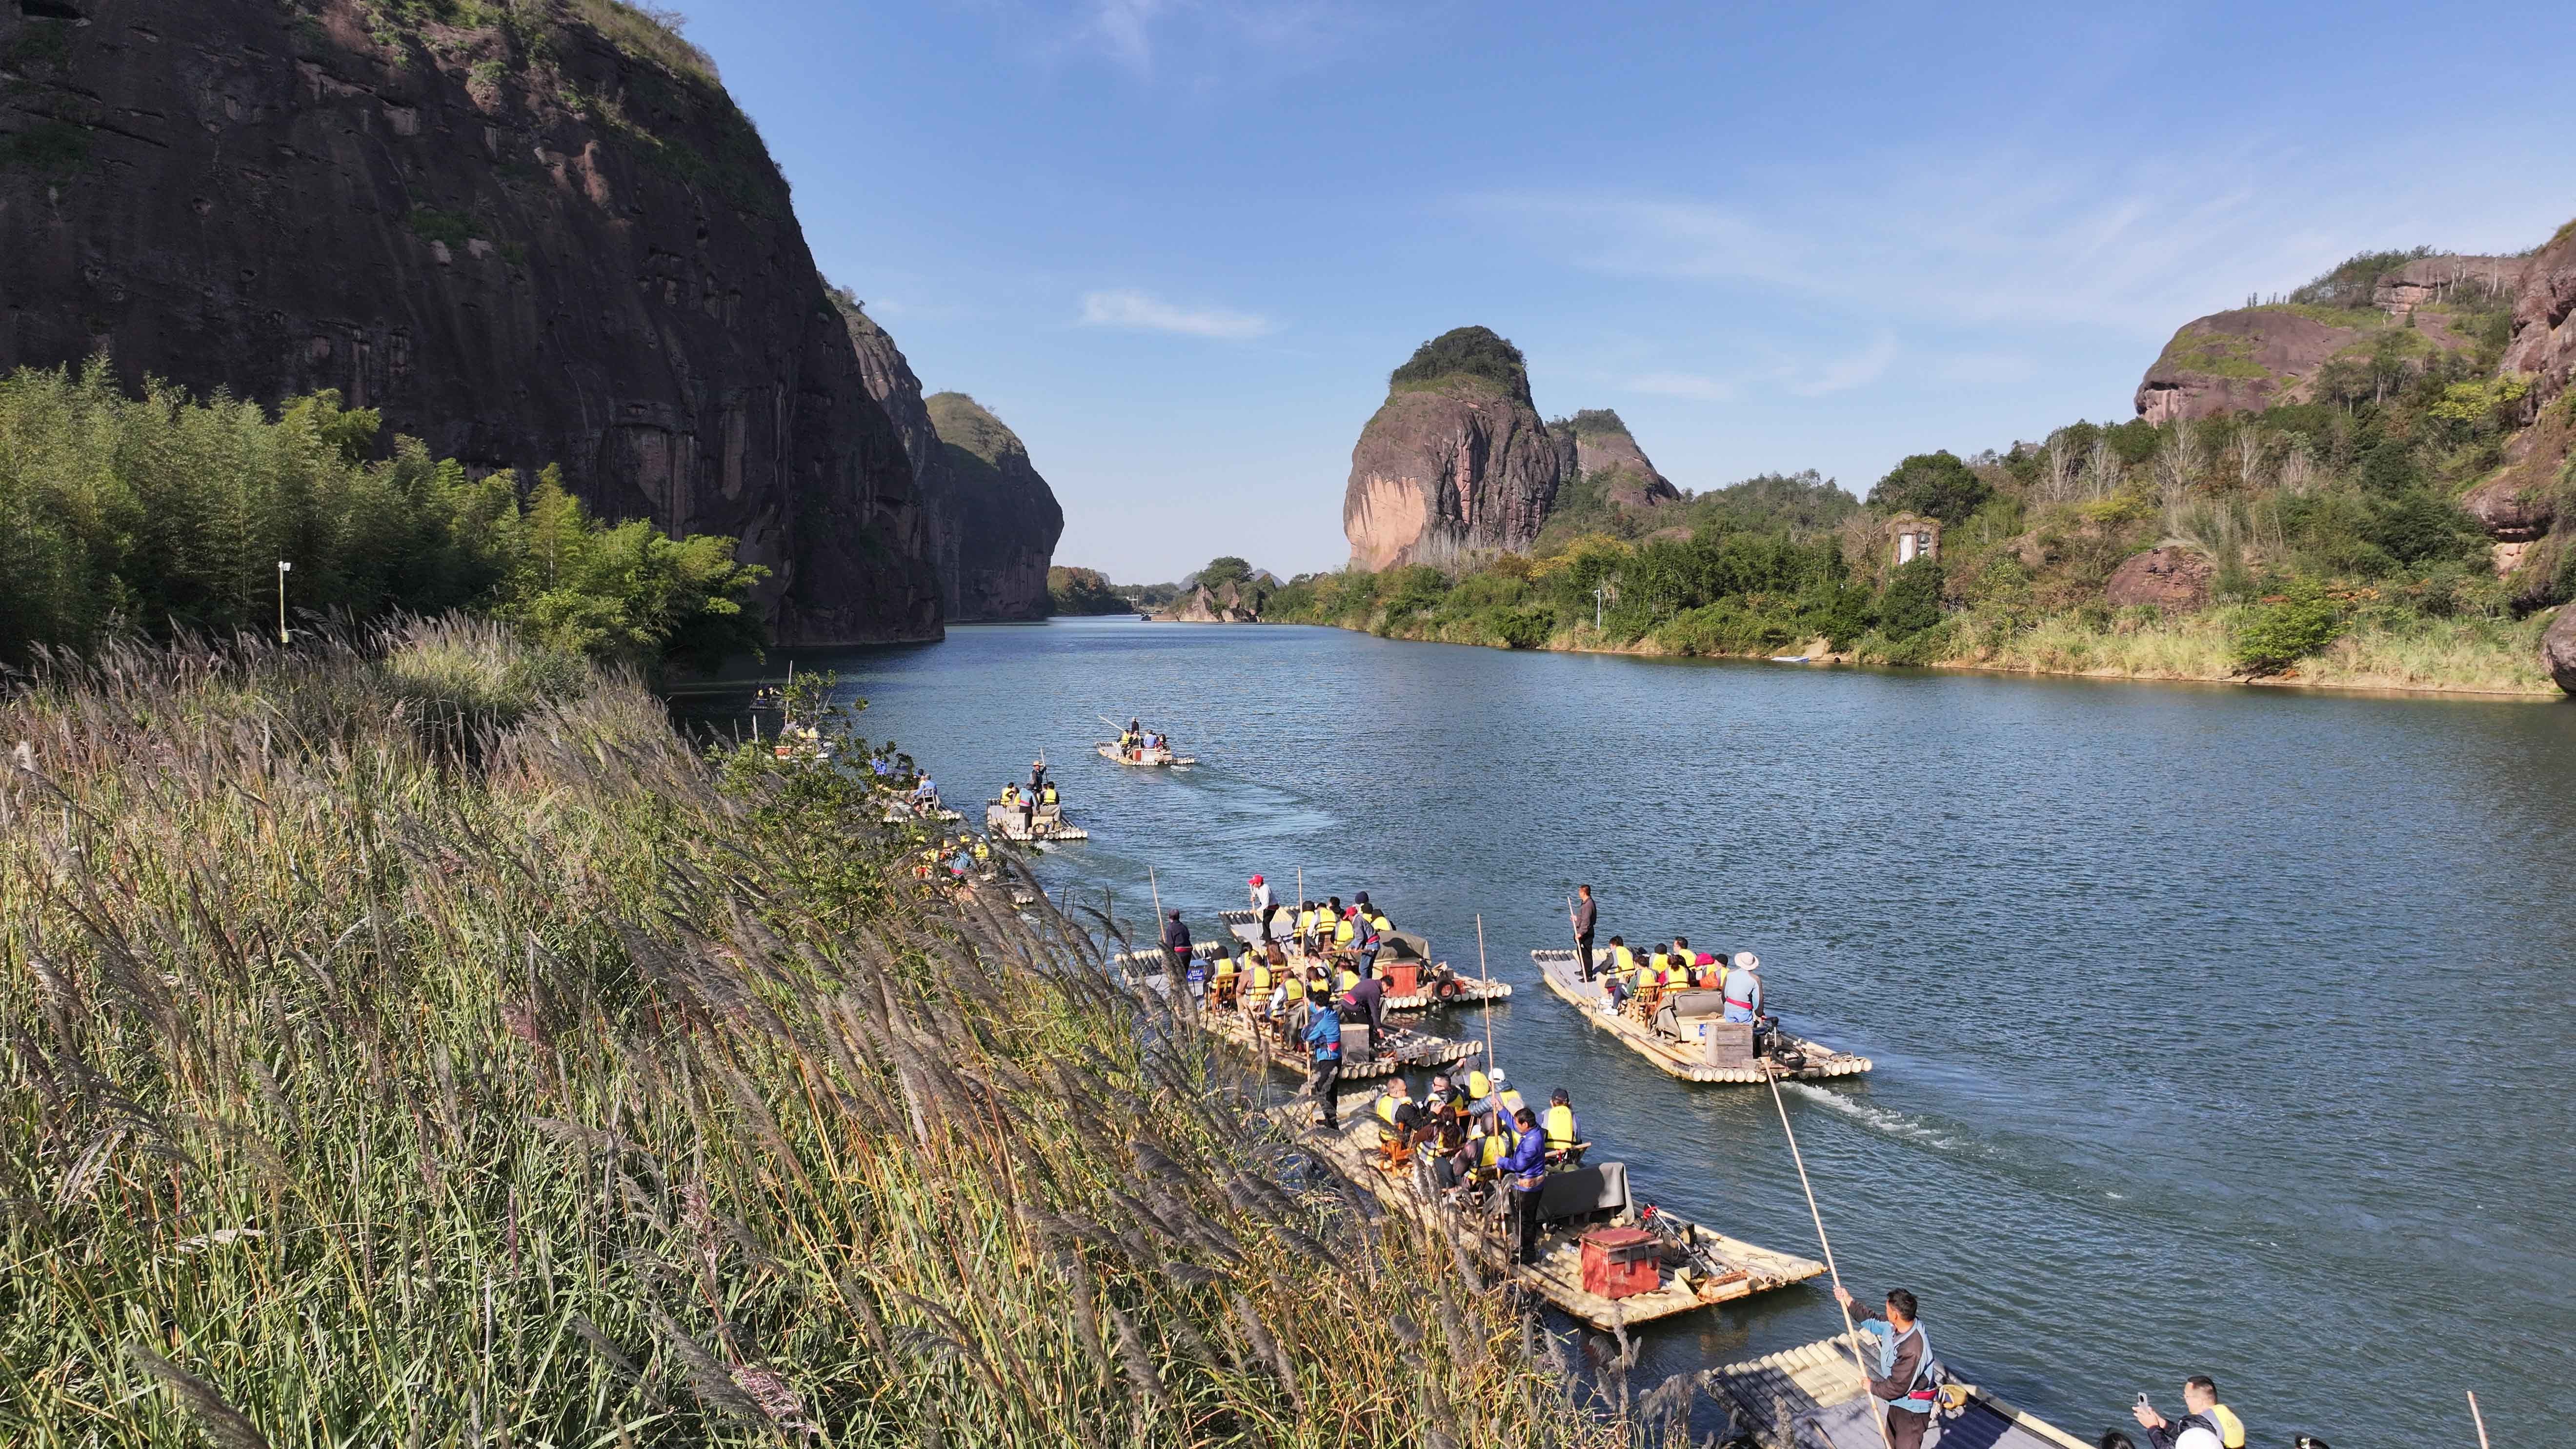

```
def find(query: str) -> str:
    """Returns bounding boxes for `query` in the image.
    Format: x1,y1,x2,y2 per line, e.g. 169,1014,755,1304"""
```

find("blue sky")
674,0,2576,584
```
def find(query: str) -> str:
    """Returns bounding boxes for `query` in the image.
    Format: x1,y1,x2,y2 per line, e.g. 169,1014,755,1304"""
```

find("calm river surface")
695,619,2576,1447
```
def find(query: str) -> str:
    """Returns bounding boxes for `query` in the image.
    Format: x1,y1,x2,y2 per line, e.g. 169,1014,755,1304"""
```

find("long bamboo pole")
2469,1391,2491,1449
1765,1068,1893,1449
1475,914,1496,1078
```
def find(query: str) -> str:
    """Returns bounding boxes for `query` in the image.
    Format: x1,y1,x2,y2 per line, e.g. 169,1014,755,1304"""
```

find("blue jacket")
1303,1010,1342,1062
1499,1126,1547,1188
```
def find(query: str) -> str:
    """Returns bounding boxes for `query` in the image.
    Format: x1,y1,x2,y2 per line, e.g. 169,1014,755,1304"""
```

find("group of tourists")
1113,719,1176,761
911,833,995,883
1363,1067,1588,1265
1571,883,1776,1045
995,759,1061,830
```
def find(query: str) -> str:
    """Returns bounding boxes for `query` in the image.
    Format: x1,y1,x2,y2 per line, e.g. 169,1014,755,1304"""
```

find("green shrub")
1867,451,1991,524
2233,581,2344,673
1388,326,1529,395
1877,557,1945,638
1483,605,1553,649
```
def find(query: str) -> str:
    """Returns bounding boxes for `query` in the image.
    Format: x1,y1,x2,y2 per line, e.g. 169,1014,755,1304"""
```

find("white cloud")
1079,288,1274,340
1006,0,1391,81
1625,371,1737,403
1464,141,2571,340
1784,334,1898,397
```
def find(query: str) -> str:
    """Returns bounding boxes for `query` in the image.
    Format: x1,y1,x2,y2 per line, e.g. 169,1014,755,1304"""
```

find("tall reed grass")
0,617,1609,1446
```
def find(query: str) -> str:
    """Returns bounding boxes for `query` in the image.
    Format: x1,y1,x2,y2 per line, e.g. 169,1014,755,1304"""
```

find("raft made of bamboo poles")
1284,1100,1824,1333
1702,1334,2088,1449
882,805,964,824
1217,912,1513,1013
1198,1005,1481,1082
1097,742,1198,767
983,802,1088,842
1530,951,1870,1084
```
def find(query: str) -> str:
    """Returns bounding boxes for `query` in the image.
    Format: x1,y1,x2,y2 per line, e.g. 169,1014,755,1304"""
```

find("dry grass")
1958,608,2556,694
0,617,1609,1446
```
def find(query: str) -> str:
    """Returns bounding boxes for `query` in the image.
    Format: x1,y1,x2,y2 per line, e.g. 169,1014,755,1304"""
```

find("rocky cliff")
1553,408,1680,508
840,299,1062,621
912,391,1063,622
1156,579,1265,623
0,0,938,644
2501,223,2576,413
1344,326,1560,569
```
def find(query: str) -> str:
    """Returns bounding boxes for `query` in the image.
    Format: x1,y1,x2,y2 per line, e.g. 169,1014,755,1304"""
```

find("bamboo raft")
882,805,964,824
1703,1334,2087,1449
984,802,1088,842
1200,1006,1481,1082
1219,912,1513,1012
1287,1100,1824,1332
1097,742,1197,767
1530,951,1870,1084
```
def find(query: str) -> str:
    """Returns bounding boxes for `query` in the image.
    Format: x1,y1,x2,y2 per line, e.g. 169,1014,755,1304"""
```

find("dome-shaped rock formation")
841,299,1062,621
1345,327,1561,569
916,392,1065,622
1553,409,1681,509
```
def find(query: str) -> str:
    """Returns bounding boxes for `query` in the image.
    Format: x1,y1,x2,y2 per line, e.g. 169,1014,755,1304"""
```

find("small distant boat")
1098,741,1197,767
1705,1334,2088,1449
1530,949,1869,1084
1768,654,1812,664
1288,1098,1824,1332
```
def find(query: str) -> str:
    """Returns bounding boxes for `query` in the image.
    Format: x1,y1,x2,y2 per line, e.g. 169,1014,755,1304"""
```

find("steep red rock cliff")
1345,327,1560,569
2502,222,2576,412
840,300,1061,622
0,0,939,644
1553,408,1680,508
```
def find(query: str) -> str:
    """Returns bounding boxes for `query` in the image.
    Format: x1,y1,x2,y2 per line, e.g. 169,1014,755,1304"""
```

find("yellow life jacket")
1000,784,1018,804
1333,917,1356,946
1041,785,1058,805
1499,1089,1527,1118
1375,1094,1406,1125
1296,909,1315,936
1369,911,1392,934
971,841,989,861
1283,974,1306,1001
1610,945,1637,977
2211,1406,2245,1449
1544,1104,1578,1151
1250,962,1271,992
1467,1070,1492,1100
1213,955,1236,979
1337,967,1359,993
1477,1132,1508,1168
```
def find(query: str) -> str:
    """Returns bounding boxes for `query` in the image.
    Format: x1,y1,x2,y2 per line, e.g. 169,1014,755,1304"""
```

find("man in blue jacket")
1500,1107,1549,1265
1303,1006,1343,1127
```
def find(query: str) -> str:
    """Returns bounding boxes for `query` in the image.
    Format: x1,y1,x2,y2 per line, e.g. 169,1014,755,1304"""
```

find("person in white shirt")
1249,874,1274,942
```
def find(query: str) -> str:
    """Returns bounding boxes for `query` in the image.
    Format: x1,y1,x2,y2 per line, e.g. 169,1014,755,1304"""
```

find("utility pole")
276,560,292,644
1593,583,1606,632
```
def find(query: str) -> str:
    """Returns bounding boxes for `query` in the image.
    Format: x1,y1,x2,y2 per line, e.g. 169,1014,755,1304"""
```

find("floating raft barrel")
1285,1099,1823,1333
1529,950,1869,1084
1703,1335,2088,1449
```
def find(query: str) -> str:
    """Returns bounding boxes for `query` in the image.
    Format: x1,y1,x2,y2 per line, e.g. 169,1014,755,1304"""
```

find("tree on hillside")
1866,451,1991,524
1195,556,1254,590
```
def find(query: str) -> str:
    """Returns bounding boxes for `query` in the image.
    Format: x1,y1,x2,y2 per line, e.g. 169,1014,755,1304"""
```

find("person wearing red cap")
1248,873,1274,942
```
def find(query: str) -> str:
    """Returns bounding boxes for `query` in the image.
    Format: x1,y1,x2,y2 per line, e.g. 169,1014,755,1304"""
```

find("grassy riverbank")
1299,604,2556,695
0,617,1605,1446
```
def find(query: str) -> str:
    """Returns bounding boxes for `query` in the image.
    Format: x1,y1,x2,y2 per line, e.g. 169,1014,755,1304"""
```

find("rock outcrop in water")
1344,327,1561,569
0,0,939,644
1155,579,1266,623
840,299,1062,621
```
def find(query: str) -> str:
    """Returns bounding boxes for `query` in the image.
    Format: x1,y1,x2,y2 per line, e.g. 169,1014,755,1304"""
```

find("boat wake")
1782,1081,1976,1154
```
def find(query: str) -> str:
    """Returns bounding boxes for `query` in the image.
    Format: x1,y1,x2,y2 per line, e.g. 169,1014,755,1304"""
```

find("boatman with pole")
1570,885,1597,982
1722,951,1770,1054
1249,874,1274,943
1833,1284,1939,1449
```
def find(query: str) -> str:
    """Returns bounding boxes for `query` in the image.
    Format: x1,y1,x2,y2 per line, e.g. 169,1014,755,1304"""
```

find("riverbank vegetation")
0,616,1607,1446
0,360,768,669
1271,262,2573,694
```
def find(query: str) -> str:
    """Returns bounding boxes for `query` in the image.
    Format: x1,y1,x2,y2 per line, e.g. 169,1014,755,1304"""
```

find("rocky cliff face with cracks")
1344,326,1560,570
917,391,1064,622
0,0,940,644
840,298,1062,621
1553,408,1680,509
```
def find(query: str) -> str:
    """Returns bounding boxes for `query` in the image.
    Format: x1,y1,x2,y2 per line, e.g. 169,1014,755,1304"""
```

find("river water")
690,619,2575,1447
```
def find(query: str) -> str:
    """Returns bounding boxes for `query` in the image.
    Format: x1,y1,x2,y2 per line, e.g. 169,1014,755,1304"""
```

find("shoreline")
1263,617,2564,700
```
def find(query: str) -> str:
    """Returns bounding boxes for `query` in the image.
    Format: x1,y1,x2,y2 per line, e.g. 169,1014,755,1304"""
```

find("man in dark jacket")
1500,1108,1549,1264
1342,971,1386,1036
1160,910,1195,1006
1570,885,1597,981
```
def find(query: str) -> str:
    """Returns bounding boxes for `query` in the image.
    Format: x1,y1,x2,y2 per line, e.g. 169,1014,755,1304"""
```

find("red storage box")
1385,961,1421,996
1580,1228,1661,1299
